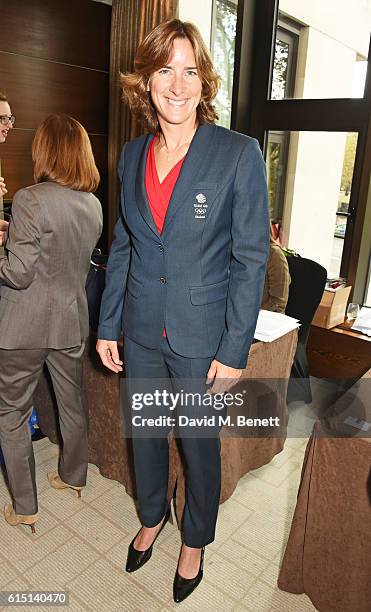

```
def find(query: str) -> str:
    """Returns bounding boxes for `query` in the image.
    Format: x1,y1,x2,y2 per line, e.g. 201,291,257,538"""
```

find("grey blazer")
0,181,102,349
98,124,269,369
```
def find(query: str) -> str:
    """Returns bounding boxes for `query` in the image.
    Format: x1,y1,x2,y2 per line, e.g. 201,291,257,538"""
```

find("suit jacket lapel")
161,124,217,238
135,133,160,238
135,124,217,239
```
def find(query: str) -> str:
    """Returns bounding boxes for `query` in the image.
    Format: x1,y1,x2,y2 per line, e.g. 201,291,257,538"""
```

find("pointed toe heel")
173,547,205,603
125,508,171,573
126,541,153,573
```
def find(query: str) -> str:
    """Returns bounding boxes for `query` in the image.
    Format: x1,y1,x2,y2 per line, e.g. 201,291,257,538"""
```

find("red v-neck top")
145,136,186,337
145,135,186,235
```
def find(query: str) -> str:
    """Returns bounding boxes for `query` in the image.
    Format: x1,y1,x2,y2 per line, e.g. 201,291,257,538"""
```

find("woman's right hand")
0,177,7,196
0,219,9,246
96,339,123,373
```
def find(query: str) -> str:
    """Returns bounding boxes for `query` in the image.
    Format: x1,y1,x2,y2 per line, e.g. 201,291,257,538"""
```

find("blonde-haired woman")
261,224,291,313
0,114,102,532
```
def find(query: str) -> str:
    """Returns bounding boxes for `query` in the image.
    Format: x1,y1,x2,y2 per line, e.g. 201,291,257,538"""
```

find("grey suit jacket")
0,181,102,349
98,124,269,369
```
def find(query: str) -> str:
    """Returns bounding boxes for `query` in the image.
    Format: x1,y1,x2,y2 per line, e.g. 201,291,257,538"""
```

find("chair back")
285,256,327,403
85,248,108,331
285,256,327,345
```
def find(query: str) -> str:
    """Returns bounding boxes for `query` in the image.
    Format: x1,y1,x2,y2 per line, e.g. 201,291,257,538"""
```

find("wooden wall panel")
1,0,110,71
0,53,108,133
91,135,109,250
1,131,34,198
1,132,107,201
2,132,108,250
0,0,111,249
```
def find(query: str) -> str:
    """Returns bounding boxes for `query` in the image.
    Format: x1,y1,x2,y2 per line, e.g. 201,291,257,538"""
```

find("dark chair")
285,256,327,403
85,248,108,331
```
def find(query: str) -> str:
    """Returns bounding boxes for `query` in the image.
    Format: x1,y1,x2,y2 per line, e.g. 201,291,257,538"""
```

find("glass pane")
266,132,288,219
266,131,358,279
271,38,290,100
211,0,238,128
178,0,214,49
365,259,371,307
270,1,371,99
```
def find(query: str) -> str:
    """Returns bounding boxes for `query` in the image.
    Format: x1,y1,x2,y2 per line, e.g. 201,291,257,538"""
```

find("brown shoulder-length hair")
121,19,220,133
32,114,100,192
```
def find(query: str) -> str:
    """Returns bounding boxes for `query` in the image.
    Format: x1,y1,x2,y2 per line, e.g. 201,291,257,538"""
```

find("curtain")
107,0,177,245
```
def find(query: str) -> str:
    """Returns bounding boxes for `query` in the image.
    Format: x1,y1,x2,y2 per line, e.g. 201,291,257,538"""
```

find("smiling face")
0,101,13,143
148,37,202,130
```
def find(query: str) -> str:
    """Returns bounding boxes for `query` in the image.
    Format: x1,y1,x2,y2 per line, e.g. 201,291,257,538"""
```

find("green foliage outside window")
212,0,238,128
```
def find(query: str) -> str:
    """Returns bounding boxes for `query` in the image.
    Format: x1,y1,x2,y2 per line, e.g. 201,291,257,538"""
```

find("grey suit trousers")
0,343,87,515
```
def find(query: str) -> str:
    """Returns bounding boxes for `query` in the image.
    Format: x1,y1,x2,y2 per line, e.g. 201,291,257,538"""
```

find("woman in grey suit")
0,114,103,532
97,19,269,602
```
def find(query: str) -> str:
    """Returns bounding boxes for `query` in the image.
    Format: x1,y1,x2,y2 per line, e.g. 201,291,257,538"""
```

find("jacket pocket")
0,286,19,302
126,273,143,299
190,278,229,305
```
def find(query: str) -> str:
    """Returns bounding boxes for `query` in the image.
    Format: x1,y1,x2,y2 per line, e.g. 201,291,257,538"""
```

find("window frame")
266,130,290,222
270,19,299,100
232,0,371,297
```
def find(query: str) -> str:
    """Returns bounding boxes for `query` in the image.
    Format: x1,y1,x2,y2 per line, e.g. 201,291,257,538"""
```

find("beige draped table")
34,329,298,526
278,369,371,612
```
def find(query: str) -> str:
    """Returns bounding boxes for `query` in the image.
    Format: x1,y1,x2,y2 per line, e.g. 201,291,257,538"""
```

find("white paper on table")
352,306,371,336
254,309,300,342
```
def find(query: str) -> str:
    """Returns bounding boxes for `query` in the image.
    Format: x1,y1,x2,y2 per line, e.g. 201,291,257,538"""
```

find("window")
271,19,299,100
266,130,358,278
270,0,370,100
266,131,289,222
233,0,371,302
268,18,298,223
365,260,371,307
211,0,238,128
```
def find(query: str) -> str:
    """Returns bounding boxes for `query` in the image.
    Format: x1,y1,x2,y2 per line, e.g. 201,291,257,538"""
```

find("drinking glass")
346,303,360,321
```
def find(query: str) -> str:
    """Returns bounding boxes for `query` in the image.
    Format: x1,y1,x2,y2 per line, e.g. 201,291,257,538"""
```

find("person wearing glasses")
0,114,103,533
0,92,14,245
0,92,14,148
96,19,269,603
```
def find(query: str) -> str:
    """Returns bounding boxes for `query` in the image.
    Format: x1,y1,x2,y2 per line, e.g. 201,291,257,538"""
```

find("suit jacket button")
160,277,167,284
158,244,164,252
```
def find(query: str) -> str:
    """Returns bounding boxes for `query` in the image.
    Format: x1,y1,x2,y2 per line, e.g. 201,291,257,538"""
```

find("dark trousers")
0,344,87,515
123,335,222,548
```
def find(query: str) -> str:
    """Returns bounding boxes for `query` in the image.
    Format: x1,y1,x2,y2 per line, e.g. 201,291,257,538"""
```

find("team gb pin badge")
194,193,208,219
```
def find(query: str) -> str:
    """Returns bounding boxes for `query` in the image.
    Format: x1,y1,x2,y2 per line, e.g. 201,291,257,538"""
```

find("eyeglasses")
0,115,16,126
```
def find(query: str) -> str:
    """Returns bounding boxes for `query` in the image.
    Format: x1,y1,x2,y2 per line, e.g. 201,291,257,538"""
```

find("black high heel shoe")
125,508,171,573
173,546,205,603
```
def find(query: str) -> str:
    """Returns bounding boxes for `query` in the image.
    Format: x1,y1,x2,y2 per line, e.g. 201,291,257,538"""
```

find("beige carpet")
0,429,317,611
